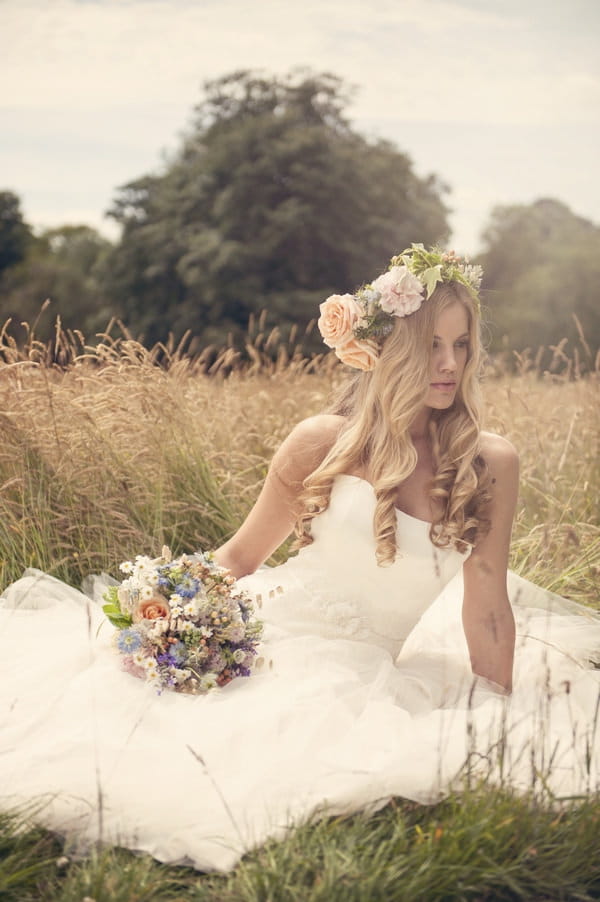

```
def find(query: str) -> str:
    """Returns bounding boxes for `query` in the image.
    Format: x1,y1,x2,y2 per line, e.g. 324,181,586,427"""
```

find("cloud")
2,0,598,125
1,0,599,251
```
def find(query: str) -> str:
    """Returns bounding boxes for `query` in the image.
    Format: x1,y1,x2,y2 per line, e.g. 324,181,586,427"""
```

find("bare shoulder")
270,414,345,486
286,413,345,450
477,432,520,526
479,431,519,478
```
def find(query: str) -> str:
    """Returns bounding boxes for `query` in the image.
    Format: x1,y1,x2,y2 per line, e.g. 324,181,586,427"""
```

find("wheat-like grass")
0,321,598,609
482,372,599,605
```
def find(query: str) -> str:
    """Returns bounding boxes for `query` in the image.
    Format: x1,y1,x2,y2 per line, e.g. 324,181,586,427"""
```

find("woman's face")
424,301,470,410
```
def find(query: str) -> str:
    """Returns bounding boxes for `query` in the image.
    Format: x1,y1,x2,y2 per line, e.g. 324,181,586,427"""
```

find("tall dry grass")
0,318,598,610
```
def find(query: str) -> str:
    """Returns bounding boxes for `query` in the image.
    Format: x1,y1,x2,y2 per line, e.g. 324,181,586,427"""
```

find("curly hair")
295,281,491,565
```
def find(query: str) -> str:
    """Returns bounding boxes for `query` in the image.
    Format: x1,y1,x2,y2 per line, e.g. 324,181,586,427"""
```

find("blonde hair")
296,282,491,564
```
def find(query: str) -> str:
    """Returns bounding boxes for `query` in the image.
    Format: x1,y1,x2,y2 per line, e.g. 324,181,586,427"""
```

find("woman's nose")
438,347,457,373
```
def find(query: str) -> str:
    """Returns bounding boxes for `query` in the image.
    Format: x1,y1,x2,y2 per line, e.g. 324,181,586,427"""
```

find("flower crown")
317,243,483,371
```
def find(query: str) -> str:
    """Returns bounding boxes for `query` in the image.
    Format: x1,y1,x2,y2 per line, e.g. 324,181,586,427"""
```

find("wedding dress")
1,474,599,872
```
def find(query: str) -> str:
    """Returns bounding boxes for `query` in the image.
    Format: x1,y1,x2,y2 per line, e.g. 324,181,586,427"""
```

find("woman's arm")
213,414,342,579
461,433,519,693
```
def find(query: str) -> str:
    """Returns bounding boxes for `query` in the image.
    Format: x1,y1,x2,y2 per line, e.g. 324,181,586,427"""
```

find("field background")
1,325,598,609
0,324,599,901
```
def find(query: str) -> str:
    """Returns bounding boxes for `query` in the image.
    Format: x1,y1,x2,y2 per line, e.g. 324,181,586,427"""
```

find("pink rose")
135,598,170,621
371,266,424,317
335,337,379,372
318,294,361,348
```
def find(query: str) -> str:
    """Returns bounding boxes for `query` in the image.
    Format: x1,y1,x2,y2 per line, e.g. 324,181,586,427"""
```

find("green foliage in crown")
392,243,483,305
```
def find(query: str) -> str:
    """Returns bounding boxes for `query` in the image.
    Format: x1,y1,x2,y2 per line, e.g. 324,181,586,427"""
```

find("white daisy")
144,659,159,678
199,673,218,692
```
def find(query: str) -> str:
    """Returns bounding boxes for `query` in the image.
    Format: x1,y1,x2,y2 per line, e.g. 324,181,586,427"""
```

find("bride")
1,245,599,873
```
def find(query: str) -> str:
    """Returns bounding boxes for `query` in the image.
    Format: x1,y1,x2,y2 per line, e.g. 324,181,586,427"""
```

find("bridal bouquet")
102,547,263,694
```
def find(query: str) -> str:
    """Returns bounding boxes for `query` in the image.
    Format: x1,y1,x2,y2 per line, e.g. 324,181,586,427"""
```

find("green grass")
1,790,599,901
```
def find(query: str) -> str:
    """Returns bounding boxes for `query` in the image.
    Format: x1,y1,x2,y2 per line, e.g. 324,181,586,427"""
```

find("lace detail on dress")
289,567,373,643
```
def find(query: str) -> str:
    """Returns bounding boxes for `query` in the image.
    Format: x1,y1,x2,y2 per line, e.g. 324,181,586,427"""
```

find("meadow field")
0,321,599,901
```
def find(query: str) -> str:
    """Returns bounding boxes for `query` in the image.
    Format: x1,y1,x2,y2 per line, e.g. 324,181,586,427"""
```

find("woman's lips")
430,382,456,392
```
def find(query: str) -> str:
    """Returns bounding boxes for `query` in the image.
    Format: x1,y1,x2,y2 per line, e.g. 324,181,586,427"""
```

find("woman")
0,245,599,873
216,247,517,694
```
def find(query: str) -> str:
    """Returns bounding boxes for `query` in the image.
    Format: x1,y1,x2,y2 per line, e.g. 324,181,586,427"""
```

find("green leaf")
102,585,120,605
421,265,443,298
102,603,132,629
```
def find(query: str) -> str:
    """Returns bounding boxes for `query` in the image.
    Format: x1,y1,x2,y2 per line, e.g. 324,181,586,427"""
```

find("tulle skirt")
0,566,599,872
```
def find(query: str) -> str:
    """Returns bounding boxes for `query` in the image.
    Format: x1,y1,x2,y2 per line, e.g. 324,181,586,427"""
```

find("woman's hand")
462,432,519,693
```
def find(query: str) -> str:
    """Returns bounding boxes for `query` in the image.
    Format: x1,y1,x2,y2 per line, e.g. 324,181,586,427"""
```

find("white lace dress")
1,474,599,872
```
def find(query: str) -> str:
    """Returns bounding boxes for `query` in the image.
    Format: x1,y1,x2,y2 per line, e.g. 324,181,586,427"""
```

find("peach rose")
335,337,379,372
318,294,361,348
135,598,170,621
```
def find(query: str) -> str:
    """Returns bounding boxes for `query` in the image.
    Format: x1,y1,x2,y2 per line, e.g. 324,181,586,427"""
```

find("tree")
0,191,31,274
0,224,113,341
479,199,600,357
103,70,450,347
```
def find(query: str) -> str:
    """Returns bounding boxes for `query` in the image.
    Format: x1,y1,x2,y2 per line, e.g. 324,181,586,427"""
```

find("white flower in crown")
370,266,424,316
458,262,484,291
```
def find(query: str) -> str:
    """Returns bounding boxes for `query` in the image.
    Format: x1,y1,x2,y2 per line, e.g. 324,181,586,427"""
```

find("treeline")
1,69,599,360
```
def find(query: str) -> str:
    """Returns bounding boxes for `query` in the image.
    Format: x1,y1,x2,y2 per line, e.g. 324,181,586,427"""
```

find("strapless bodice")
242,474,468,656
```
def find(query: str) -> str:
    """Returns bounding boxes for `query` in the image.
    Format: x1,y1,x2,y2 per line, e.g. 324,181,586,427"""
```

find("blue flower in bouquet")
168,641,187,664
176,585,198,599
117,628,142,654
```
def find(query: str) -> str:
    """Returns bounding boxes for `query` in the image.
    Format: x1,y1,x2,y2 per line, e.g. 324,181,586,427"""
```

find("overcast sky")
1,0,599,255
